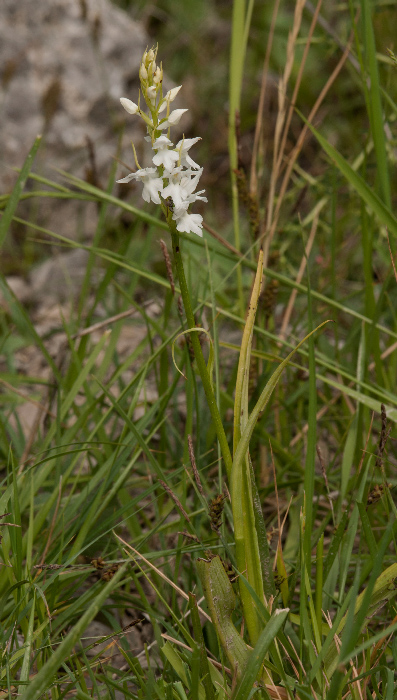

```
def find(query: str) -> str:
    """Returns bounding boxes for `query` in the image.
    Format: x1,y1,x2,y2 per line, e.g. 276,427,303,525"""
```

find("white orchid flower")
172,208,203,237
117,167,164,205
158,109,188,130
118,52,206,237
176,137,201,169
158,85,183,113
152,136,179,171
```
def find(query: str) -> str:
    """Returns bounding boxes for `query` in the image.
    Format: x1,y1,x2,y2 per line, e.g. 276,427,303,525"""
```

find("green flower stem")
168,220,233,478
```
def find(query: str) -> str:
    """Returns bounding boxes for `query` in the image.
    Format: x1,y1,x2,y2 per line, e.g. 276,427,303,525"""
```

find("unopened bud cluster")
117,47,206,237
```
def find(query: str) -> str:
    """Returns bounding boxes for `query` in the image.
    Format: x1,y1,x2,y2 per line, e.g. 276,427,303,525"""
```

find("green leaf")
197,556,250,681
232,608,289,700
298,112,397,237
19,564,128,700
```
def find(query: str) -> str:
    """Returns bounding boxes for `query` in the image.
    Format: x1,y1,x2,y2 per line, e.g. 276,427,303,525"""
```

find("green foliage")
0,1,396,699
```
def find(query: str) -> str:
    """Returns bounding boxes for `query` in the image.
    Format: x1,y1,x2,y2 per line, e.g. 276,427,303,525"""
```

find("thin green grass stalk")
77,140,119,324
0,136,41,249
315,533,324,636
231,251,267,644
188,593,216,700
231,321,330,501
303,234,317,571
18,563,129,700
339,326,366,510
0,275,61,383
205,242,222,495
21,206,397,353
359,0,391,209
300,113,397,237
361,202,383,385
232,608,289,700
229,0,251,316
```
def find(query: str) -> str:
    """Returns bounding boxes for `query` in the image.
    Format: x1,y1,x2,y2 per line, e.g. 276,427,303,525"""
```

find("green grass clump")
0,1,396,699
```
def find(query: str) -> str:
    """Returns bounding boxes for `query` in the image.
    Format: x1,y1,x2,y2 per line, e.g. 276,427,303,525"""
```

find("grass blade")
0,136,41,248
19,563,128,700
299,113,397,237
232,608,289,700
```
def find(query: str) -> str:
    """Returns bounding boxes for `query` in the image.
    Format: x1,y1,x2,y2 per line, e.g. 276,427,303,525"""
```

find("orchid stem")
167,216,233,478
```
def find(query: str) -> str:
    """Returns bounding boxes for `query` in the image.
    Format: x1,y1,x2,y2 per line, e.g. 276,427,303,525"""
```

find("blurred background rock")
0,0,152,242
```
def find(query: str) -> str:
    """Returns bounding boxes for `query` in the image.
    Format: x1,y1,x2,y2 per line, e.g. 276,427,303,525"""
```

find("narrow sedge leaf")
0,135,41,249
188,593,216,700
232,321,331,491
304,566,322,653
231,250,266,645
161,643,204,700
232,608,289,700
249,459,277,600
323,510,349,582
233,250,263,453
19,564,128,700
324,561,397,676
276,544,289,608
360,0,391,207
0,618,50,680
303,236,316,569
340,521,396,659
18,592,36,693
315,534,324,634
357,501,377,561
298,113,397,237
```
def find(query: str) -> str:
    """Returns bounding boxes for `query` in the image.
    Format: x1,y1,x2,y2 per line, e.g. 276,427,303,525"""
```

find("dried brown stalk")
158,479,191,523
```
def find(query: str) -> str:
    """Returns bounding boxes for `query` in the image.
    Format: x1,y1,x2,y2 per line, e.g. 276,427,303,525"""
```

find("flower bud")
167,108,188,125
147,49,155,63
139,63,148,82
166,85,182,103
153,66,163,85
146,86,157,103
158,85,182,113
120,97,139,115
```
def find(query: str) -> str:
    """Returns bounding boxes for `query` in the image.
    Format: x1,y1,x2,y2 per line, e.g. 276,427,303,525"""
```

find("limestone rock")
0,0,148,240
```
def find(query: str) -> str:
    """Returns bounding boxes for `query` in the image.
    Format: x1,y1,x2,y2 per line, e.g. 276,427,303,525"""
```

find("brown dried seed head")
159,239,175,295
188,435,204,497
101,563,120,581
367,482,391,506
92,557,106,570
209,493,225,532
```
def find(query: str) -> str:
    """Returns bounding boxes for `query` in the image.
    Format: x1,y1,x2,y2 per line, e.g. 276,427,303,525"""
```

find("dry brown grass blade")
266,0,307,232
158,479,191,523
18,402,46,474
71,302,153,339
0,378,55,419
203,220,242,256
279,213,319,342
250,0,282,197
263,28,355,264
115,533,212,622
274,0,323,182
